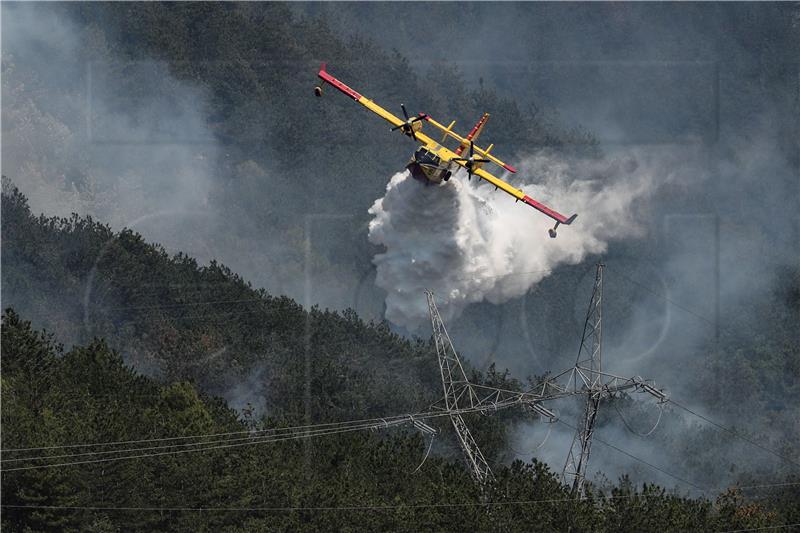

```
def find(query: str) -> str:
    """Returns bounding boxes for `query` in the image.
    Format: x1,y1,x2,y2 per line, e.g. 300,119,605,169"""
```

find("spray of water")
368,150,682,330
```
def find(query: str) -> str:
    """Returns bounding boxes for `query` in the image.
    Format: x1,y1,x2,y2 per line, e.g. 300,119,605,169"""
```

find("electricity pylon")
539,263,669,495
562,262,605,495
424,263,668,492
425,291,557,485
426,290,493,484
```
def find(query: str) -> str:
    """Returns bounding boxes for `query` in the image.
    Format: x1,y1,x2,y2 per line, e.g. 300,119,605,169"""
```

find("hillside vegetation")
2,3,799,530
3,184,799,532
3,302,796,531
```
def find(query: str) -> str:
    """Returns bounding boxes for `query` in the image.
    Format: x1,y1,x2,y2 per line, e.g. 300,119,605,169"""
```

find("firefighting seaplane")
314,63,577,238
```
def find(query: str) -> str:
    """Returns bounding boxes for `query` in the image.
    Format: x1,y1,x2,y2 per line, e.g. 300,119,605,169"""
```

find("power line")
6,264,797,486
2,415,429,463
105,297,271,312
4,363,800,480
1,406,502,471
667,398,800,469
737,481,800,491
6,260,773,345
556,419,706,492
1,422,399,472
0,492,720,511
20,267,560,323
562,399,799,495
613,401,664,438
715,525,800,533
4,429,338,463
15,268,562,321
1,412,423,453
4,409,799,511
23,261,722,336
604,264,723,334
0,497,647,512
2,488,798,513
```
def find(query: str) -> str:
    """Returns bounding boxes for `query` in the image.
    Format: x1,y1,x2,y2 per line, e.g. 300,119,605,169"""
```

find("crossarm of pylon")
533,367,667,402
468,383,558,420
430,392,557,424
527,366,589,399
581,369,668,402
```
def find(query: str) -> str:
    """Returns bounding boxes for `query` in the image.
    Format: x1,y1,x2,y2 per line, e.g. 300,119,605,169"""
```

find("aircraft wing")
317,64,454,152
317,64,407,129
469,165,578,228
317,63,577,236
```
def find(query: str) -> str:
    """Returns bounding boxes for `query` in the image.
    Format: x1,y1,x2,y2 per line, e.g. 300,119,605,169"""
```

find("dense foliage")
2,2,798,530
4,309,796,532
1,181,518,464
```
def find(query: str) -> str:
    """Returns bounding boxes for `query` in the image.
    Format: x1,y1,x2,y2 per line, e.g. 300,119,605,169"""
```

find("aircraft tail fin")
455,113,490,156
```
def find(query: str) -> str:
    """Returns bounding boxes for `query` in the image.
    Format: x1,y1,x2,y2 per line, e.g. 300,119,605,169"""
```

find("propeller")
391,104,428,141
451,141,490,180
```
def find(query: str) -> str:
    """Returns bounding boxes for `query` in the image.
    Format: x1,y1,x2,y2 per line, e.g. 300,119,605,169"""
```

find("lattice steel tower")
562,262,605,494
424,291,573,487
426,290,494,485
553,263,669,495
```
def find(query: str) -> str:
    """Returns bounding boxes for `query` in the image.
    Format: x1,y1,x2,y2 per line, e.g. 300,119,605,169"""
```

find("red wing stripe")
318,66,362,101
521,195,570,224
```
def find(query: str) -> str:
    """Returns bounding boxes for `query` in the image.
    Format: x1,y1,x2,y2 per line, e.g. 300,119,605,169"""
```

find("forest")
2,184,798,532
2,2,799,531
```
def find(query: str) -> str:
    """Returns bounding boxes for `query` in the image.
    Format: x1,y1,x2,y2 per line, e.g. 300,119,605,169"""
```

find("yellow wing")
317,64,411,130
447,158,577,229
316,64,577,235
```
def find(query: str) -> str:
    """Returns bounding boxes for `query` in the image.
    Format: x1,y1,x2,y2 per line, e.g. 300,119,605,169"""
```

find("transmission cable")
715,524,800,533
1,405,503,471
613,401,664,438
556,418,705,492
1,411,426,453
667,398,799,469
2,421,403,472
410,433,435,474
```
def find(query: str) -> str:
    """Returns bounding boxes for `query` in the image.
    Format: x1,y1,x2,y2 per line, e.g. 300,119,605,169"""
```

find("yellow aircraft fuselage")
407,144,456,184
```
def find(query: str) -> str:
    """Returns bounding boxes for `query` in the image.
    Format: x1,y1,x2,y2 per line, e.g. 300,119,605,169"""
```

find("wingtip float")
315,63,577,238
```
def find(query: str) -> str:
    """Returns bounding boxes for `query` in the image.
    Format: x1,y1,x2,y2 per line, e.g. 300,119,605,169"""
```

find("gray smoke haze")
3,2,798,489
498,131,799,489
334,2,799,489
366,140,792,489
3,3,256,412
367,147,705,330
2,3,218,255
220,363,269,421
1,3,371,319
1,3,390,414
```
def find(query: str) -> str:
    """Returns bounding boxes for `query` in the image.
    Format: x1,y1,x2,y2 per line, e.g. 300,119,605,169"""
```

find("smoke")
219,364,269,421
1,3,218,259
368,149,693,330
4,2,797,490
369,129,798,489
0,3,369,316
352,3,799,489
